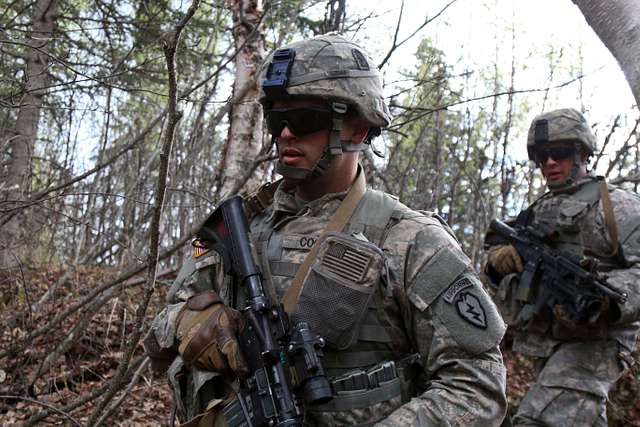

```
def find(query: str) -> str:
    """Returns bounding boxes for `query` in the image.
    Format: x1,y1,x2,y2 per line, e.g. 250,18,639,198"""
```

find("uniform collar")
267,165,367,223
547,173,597,195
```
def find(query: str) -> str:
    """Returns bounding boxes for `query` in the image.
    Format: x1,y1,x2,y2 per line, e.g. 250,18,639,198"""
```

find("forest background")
1,0,639,425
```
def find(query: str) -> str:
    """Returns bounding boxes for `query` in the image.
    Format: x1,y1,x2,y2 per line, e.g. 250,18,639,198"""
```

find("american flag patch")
192,239,210,258
322,242,371,283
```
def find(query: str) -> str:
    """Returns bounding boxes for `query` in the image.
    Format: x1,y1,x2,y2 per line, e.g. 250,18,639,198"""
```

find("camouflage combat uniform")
147,170,508,426
487,175,640,426
486,108,640,426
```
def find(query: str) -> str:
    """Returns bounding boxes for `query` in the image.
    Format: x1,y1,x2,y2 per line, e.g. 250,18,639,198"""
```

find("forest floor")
0,267,638,426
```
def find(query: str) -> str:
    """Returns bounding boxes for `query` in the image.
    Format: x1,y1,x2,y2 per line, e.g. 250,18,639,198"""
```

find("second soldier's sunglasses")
533,145,576,164
265,107,333,137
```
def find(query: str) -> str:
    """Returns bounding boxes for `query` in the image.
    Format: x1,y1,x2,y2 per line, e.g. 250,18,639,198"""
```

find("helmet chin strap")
275,102,367,184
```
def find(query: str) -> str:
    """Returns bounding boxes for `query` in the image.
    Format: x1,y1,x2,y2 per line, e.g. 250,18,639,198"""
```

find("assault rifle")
489,219,627,323
198,195,332,427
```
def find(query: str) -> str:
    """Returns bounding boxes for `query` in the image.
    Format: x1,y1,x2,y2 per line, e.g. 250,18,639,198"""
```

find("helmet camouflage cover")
526,108,597,161
258,33,392,128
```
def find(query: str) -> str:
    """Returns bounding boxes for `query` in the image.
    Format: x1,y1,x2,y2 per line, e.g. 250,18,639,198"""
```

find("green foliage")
381,37,534,260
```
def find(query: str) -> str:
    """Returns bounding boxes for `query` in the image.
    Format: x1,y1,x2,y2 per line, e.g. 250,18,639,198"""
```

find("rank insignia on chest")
192,238,210,258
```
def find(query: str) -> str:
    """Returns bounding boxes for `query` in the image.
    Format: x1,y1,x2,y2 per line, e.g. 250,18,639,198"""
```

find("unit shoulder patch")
432,276,505,355
455,291,487,329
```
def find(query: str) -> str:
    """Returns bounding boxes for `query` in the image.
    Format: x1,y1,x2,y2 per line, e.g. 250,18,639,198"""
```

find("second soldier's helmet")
526,108,597,161
258,33,392,128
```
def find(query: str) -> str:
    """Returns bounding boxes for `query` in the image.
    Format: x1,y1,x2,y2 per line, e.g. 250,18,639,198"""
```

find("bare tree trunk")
572,0,640,106
218,0,265,198
0,0,56,268
322,0,346,33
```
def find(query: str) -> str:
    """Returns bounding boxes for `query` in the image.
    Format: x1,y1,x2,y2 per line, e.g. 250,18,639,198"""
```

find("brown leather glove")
176,291,249,378
487,244,523,277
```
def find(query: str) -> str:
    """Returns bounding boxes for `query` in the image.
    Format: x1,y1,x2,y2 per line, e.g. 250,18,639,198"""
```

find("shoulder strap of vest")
572,177,602,205
347,189,399,245
243,179,282,220
597,176,621,259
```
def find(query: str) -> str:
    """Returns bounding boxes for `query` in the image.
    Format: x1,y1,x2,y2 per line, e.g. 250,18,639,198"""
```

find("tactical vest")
249,186,419,420
521,177,623,271
509,177,627,349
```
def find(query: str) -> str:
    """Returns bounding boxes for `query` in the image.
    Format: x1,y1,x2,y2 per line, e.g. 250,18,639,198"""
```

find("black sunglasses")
265,107,333,137
534,145,576,164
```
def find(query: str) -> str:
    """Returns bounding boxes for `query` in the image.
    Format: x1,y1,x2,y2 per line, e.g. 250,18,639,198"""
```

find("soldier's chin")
276,161,313,189
546,176,570,189
544,172,566,185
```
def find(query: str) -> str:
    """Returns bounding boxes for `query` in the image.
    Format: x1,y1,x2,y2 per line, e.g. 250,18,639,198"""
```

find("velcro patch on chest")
282,234,320,250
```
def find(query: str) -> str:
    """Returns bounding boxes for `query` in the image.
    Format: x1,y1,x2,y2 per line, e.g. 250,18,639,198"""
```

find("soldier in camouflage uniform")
146,33,508,426
484,108,640,426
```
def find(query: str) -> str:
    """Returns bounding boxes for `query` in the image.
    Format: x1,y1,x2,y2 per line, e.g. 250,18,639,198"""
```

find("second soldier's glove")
487,244,523,277
176,290,249,378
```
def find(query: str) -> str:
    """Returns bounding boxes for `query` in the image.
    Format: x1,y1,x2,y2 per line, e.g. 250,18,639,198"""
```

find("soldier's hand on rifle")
487,244,523,277
176,291,249,378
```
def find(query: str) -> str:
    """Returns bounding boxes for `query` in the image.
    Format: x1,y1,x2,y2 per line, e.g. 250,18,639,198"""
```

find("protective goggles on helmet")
265,107,333,137
532,145,577,164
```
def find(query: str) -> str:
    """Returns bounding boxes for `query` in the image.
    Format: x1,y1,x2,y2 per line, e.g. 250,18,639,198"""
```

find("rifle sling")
599,178,620,258
281,169,367,314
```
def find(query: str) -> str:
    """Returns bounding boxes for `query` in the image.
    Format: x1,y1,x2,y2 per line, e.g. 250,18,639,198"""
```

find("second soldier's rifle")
198,195,332,427
489,219,627,323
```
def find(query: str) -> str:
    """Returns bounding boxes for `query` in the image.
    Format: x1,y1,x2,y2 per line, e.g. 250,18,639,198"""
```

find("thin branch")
388,71,597,129
0,112,166,225
592,114,621,172
0,395,83,426
377,0,459,69
87,1,200,424
21,355,147,426
95,357,151,426
605,116,640,177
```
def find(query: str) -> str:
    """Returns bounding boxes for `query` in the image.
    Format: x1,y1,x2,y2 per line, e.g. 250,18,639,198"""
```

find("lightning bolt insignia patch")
455,292,487,329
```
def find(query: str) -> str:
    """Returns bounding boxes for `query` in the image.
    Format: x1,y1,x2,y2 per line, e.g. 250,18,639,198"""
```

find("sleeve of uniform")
144,301,184,374
144,248,224,374
377,218,507,426
602,189,640,325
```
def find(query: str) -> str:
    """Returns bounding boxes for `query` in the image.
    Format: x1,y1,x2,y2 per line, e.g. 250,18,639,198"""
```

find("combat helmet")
259,33,392,181
526,108,597,161
526,108,597,189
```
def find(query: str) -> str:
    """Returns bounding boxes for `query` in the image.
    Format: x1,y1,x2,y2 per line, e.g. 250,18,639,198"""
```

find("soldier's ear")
352,126,369,145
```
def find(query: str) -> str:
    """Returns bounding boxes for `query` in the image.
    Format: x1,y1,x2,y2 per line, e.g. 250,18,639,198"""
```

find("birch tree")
217,0,266,198
572,0,640,106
